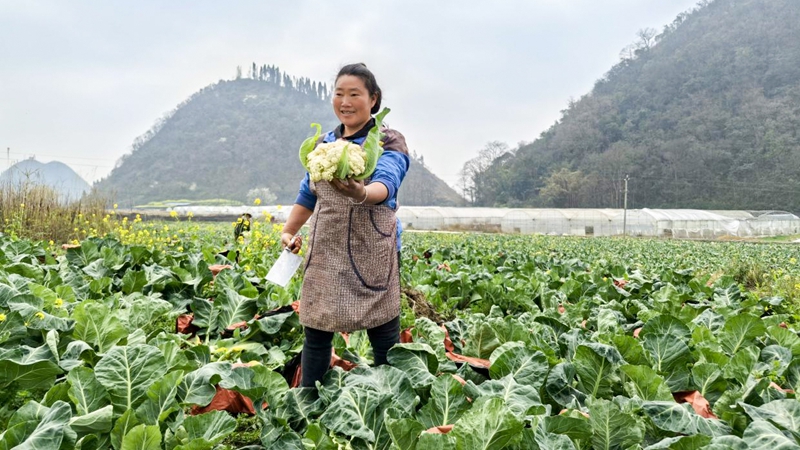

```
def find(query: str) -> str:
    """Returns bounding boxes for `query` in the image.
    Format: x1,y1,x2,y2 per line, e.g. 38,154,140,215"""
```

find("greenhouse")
395,207,800,238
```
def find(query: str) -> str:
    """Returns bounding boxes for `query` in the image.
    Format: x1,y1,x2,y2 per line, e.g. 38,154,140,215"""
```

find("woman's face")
333,75,376,134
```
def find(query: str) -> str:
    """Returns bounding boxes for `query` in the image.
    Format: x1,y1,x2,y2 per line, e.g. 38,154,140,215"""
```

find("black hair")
336,63,382,114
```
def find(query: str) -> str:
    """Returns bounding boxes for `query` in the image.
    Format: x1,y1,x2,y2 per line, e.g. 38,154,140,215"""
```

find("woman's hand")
331,178,367,201
281,233,302,254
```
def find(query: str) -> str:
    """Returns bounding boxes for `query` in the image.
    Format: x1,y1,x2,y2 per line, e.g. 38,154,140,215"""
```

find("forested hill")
467,0,800,211
96,65,463,207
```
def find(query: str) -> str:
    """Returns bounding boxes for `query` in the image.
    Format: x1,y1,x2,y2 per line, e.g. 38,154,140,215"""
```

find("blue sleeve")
369,151,410,204
294,173,317,210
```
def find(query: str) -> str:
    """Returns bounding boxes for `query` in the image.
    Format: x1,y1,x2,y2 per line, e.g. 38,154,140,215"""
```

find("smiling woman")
280,63,411,388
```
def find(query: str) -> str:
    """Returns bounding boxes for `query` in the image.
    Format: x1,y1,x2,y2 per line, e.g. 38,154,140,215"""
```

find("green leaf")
417,432,457,450
642,401,698,435
489,342,549,389
0,401,72,450
587,398,644,450
121,270,148,295
183,410,237,444
73,301,128,353
135,370,184,425
94,345,167,414
299,123,323,170
451,397,524,450
125,294,171,331
221,365,288,407
387,343,438,389
620,364,673,401
69,404,113,434
740,399,800,433
545,362,586,408
386,416,426,450
544,414,592,441
120,424,161,450
214,286,257,329
179,362,232,407
574,343,623,399
644,435,711,449
277,387,325,432
464,322,501,360
0,343,62,390
719,314,766,356
353,107,390,180
68,367,110,415
742,420,800,450
304,422,336,450
319,387,388,442
464,375,544,418
65,241,100,267
417,375,469,428
111,410,140,450
640,315,691,340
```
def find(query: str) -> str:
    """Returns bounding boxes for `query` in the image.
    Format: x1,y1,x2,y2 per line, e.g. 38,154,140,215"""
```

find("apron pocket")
347,207,395,291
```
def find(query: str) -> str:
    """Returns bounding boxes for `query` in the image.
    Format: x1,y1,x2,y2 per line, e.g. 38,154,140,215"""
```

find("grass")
0,180,114,244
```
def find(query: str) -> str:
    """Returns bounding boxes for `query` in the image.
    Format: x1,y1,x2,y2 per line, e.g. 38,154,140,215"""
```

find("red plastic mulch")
769,381,796,394
191,385,256,416
177,314,199,335
633,327,642,338
209,264,232,276
673,391,717,419
424,425,454,434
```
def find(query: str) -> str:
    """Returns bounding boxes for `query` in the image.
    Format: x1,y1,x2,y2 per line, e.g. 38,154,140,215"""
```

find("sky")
0,0,700,189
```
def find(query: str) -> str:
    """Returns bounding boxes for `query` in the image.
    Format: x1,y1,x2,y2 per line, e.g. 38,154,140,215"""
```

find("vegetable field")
1,221,800,449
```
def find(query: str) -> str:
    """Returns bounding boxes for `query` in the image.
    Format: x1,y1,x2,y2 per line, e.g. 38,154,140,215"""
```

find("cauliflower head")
307,139,367,182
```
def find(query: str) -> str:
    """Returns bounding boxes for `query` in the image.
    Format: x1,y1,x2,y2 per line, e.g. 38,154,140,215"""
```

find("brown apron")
298,180,400,332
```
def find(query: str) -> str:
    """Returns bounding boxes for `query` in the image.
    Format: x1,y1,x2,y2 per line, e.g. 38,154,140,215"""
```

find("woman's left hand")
331,178,366,200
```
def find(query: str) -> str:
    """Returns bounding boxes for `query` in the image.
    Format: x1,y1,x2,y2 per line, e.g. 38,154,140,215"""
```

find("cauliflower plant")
306,140,367,182
299,108,391,182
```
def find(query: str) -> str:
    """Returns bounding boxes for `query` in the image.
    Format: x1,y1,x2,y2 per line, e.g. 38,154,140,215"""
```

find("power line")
7,151,116,163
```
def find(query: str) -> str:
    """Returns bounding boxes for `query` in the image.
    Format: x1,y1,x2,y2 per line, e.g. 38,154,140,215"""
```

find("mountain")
468,0,800,211
0,159,91,201
97,67,464,207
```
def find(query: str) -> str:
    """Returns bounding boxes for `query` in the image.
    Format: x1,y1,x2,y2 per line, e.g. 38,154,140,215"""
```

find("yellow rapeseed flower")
113,203,118,209
0,313,6,322
254,198,262,206
170,210,178,218
34,312,45,320
54,298,64,308
19,203,24,208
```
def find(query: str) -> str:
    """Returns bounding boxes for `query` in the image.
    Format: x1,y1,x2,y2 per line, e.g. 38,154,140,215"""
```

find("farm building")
395,208,800,238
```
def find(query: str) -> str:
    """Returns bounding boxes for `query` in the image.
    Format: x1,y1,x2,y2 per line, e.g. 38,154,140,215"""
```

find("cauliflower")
306,140,367,182
299,107,391,182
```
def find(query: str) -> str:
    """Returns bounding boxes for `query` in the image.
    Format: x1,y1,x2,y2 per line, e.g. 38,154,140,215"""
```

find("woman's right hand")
281,233,302,254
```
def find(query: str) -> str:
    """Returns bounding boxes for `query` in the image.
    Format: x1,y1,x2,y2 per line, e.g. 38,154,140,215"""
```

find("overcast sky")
0,0,699,188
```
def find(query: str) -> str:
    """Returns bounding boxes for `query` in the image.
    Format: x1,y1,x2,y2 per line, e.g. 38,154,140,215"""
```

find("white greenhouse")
395,207,800,238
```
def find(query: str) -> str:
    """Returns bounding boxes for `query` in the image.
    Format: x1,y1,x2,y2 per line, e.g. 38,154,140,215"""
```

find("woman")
281,63,410,388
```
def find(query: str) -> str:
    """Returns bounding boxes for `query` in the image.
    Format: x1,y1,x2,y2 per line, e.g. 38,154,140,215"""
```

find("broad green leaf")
724,346,759,385
741,399,800,433
544,414,592,441
0,343,62,390
125,294,171,331
0,401,72,450
757,345,793,377
719,314,766,356
545,362,586,408
742,419,800,450
464,322,501,360
706,435,749,450
69,404,113,434
120,424,161,450
489,342,549,389
214,286,257,329
65,241,100,267
416,432,456,450
642,402,697,435
620,364,673,401
574,343,623,399
417,375,469,428
691,362,726,400
587,398,644,450
68,367,110,415
642,333,693,391
386,416,426,450
387,343,438,389
319,387,387,442
73,301,128,353
345,365,417,416
451,397,524,450
111,409,140,450
135,370,184,425
640,315,691,340
278,387,325,432
304,422,336,450
94,345,167,413
613,334,649,366
179,362,232,407
121,270,147,295
534,422,578,450
644,435,711,449
464,375,544,418
183,410,237,444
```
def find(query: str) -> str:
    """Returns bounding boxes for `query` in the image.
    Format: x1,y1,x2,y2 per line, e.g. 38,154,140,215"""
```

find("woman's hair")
336,63,382,114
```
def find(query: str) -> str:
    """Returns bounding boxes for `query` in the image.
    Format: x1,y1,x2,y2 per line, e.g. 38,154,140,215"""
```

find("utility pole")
623,174,629,236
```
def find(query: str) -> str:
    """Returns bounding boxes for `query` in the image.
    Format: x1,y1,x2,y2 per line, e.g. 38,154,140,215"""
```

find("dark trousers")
301,316,400,387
